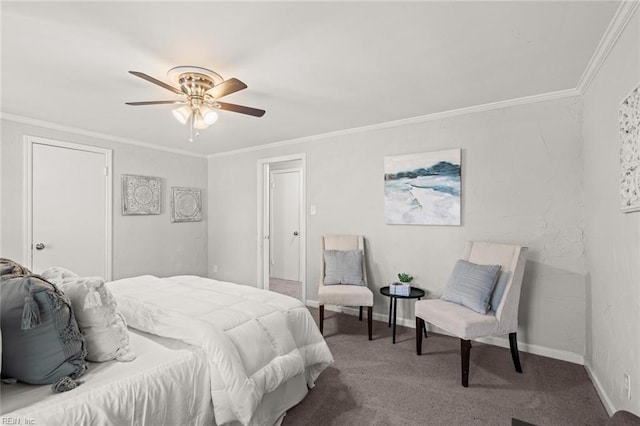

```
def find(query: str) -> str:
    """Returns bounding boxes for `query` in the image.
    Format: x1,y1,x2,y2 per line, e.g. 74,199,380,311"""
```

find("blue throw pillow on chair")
489,270,511,312
323,250,365,285
441,259,502,314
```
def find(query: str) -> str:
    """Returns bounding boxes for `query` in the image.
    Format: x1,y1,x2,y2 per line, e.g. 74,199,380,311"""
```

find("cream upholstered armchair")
415,241,528,387
318,235,373,340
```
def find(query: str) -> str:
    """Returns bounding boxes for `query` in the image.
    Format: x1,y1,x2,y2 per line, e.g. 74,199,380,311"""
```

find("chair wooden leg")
367,306,372,340
461,339,471,387
359,306,363,321
319,305,324,335
509,332,523,373
416,317,424,355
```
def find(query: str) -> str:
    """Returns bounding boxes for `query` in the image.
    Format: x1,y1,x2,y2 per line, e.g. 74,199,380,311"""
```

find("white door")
270,169,301,281
28,138,112,279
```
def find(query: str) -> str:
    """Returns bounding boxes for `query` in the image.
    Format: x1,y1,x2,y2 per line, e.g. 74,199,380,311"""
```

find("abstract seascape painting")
384,149,461,225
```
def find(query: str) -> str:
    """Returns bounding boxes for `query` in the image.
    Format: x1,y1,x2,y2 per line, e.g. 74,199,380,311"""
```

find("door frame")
256,153,306,302
24,135,113,280
269,167,303,282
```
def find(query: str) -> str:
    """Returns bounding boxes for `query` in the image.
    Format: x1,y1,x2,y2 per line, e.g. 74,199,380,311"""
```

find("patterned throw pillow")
41,267,136,363
0,258,87,387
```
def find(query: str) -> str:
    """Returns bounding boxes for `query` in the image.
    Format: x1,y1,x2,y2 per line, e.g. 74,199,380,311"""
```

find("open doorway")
257,154,306,302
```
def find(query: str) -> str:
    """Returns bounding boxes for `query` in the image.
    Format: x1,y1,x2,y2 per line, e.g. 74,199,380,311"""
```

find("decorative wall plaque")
171,187,202,222
122,174,161,215
619,84,640,213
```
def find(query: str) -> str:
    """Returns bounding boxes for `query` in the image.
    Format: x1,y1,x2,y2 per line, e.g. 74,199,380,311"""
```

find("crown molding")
0,112,206,159
208,87,579,159
576,0,639,94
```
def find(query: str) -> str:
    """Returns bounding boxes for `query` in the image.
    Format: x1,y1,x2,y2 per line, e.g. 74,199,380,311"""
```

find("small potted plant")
391,273,413,296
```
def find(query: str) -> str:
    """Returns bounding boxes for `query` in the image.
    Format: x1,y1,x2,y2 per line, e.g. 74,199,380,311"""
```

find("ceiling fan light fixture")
172,105,192,125
193,111,209,130
200,105,219,125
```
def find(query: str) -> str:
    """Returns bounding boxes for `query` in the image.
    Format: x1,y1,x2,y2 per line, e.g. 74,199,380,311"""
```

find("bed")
2,330,214,425
1,274,333,426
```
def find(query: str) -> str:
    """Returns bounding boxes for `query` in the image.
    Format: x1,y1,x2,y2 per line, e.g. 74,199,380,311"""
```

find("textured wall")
208,96,587,358
0,120,208,279
582,9,640,416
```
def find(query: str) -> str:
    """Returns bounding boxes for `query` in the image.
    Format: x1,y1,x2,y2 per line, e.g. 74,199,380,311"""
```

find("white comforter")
108,275,333,425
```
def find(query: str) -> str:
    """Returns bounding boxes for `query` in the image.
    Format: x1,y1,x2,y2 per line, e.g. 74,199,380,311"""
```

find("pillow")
489,270,511,312
441,259,501,315
41,267,136,363
323,250,365,286
0,259,87,387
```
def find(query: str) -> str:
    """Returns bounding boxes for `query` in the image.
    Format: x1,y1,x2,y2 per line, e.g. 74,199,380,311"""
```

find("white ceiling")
1,1,620,156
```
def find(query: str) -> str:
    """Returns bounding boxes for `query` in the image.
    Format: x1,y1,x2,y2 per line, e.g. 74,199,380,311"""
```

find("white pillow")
41,267,136,362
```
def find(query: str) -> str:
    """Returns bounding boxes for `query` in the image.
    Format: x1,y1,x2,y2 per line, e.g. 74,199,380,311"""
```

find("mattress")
1,330,214,425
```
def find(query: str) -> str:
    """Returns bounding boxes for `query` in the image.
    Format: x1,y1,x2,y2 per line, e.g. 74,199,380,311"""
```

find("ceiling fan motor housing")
178,72,215,101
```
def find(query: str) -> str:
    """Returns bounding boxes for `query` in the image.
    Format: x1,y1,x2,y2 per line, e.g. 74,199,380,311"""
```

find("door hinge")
104,166,109,176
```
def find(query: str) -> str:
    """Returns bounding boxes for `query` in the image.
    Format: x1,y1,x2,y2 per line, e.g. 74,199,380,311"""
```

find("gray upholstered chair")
318,235,373,340
415,241,528,387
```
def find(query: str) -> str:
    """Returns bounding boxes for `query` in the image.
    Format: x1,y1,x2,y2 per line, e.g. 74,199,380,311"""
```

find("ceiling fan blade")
215,101,265,117
125,100,186,106
207,78,247,99
129,71,183,95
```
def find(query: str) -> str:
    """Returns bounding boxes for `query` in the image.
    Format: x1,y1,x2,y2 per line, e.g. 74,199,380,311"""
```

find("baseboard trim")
305,301,394,324
474,335,584,365
584,361,616,416
305,299,584,365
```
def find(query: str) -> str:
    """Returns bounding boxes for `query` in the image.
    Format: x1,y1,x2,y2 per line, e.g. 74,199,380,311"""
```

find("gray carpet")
283,308,609,426
270,278,302,300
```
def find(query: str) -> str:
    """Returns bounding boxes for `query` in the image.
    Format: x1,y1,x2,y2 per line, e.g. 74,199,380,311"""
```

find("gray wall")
1,119,208,279
208,95,587,359
582,9,639,416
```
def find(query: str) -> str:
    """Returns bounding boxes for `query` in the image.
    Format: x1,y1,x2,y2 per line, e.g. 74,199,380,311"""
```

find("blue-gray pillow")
0,259,87,386
323,250,365,286
489,270,511,312
441,259,501,315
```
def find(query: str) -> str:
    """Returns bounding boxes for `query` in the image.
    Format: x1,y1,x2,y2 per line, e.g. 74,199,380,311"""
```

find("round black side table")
380,286,426,344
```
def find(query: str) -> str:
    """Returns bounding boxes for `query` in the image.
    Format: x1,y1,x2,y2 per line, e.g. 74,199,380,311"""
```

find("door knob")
35,243,45,250
293,231,299,236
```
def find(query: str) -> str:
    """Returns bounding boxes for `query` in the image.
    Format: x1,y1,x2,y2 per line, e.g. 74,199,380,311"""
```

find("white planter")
390,283,411,296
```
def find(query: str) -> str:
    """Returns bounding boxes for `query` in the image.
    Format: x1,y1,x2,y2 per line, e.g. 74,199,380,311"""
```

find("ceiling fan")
126,66,265,140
